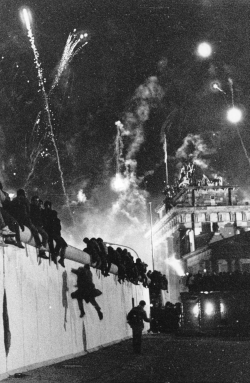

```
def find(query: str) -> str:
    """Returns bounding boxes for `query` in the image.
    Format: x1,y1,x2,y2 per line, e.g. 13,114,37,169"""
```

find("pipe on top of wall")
18,226,119,275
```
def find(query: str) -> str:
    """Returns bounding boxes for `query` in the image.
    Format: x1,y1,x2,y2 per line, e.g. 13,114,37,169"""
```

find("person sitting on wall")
71,264,103,320
96,238,110,276
10,189,48,257
42,201,67,267
116,247,126,283
83,237,102,268
135,258,148,287
160,275,168,291
30,195,49,258
0,182,24,248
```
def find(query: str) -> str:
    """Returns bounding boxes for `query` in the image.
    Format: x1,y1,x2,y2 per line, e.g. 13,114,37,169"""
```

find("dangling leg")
77,298,85,318
89,297,103,320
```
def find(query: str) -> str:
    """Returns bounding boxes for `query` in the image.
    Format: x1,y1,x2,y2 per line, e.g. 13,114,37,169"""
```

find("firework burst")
50,31,88,93
21,7,73,219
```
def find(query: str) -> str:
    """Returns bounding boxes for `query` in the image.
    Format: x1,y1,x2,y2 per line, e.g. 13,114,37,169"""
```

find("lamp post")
149,202,155,271
104,242,139,258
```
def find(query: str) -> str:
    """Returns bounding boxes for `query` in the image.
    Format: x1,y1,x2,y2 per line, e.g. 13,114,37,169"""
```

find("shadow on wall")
61,270,87,350
3,289,11,357
62,270,68,331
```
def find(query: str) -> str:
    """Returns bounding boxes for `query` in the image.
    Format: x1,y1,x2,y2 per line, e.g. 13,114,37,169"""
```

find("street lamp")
149,202,155,271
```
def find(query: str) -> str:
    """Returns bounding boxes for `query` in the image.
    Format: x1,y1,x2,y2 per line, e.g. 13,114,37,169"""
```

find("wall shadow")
62,271,68,330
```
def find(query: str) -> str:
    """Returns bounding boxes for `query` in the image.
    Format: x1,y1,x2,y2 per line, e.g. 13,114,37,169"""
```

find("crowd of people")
148,302,181,334
0,182,171,323
163,162,223,210
0,181,169,293
0,183,67,266
186,270,250,292
82,237,168,290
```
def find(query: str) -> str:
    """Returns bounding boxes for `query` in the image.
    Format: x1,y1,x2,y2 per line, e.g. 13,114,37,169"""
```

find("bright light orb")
192,304,199,318
20,7,32,29
197,42,212,58
205,302,214,316
227,107,242,124
111,173,130,193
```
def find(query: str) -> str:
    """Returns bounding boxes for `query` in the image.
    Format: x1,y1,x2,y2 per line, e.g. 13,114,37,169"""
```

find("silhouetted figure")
96,238,109,276
83,237,101,268
71,265,103,320
10,189,47,257
42,201,67,267
127,300,151,354
30,195,49,256
0,182,24,248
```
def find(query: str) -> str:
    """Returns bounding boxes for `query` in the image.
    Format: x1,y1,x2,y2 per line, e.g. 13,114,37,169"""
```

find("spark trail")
114,120,125,173
50,31,88,93
228,78,250,170
22,8,73,220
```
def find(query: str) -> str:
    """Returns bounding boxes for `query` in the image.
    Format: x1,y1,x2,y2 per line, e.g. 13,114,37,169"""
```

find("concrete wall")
0,238,149,380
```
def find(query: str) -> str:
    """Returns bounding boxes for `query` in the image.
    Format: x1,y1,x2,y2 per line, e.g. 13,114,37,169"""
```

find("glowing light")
111,173,130,193
77,189,87,203
21,8,32,29
166,256,185,276
51,32,88,92
227,107,242,124
212,82,225,94
197,42,212,58
220,302,225,314
192,304,199,318
205,302,214,315
21,7,73,220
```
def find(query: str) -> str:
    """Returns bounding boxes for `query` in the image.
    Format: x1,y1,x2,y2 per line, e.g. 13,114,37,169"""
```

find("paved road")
2,334,250,382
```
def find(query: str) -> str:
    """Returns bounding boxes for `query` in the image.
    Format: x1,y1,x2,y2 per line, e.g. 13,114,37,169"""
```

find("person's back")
30,196,44,227
11,194,30,224
127,300,150,355
127,303,150,329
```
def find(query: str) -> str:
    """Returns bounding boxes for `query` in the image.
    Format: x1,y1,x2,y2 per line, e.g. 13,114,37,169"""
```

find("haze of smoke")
122,76,164,162
176,133,216,169
62,194,152,267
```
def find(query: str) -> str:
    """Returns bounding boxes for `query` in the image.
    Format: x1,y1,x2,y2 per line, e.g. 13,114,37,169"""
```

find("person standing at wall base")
127,300,151,355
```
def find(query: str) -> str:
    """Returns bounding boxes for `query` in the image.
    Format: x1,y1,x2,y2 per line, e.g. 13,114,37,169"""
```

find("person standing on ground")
127,300,151,354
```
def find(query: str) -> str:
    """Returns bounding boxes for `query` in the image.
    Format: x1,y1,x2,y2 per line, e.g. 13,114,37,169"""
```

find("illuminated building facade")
150,176,250,305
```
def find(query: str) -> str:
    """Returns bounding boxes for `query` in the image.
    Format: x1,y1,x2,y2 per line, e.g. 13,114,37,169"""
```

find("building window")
195,214,199,223
218,259,228,273
205,213,210,222
179,214,186,223
218,213,223,222
240,259,250,273
230,213,236,222
242,212,247,221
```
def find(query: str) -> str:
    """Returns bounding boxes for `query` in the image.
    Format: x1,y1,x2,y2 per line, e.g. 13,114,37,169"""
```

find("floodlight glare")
192,304,199,318
205,302,214,315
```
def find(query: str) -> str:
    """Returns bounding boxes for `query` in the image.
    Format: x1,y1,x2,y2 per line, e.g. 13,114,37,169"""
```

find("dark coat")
127,305,150,329
71,267,102,302
10,196,31,225
30,204,43,227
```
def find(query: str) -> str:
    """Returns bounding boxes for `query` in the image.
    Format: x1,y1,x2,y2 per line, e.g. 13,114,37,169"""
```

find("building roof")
209,231,250,259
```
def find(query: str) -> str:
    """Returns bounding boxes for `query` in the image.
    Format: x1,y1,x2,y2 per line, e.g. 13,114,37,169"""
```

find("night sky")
0,0,250,265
